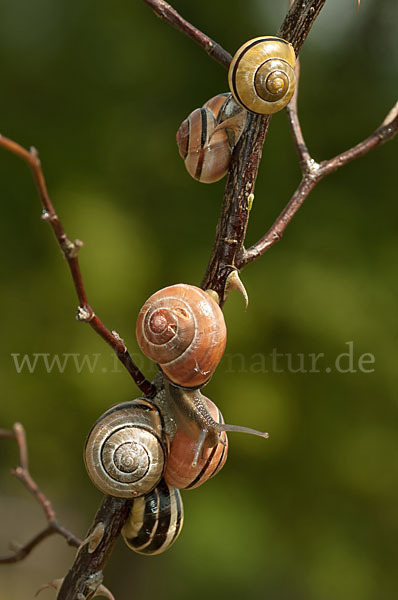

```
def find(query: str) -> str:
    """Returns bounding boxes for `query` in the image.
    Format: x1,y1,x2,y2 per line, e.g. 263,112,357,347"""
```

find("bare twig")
142,0,232,68
241,104,398,266
285,59,312,171
0,134,156,398
0,424,81,564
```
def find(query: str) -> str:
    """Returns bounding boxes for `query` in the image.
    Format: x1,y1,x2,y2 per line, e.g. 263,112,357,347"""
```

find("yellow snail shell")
228,36,296,115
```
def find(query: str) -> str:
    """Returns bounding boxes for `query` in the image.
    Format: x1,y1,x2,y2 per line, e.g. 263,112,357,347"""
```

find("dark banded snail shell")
122,479,184,555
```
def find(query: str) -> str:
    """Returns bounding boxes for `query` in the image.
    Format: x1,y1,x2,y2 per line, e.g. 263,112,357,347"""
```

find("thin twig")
0,134,156,398
1,527,56,565
241,104,398,265
142,0,232,68
0,424,81,564
285,59,312,171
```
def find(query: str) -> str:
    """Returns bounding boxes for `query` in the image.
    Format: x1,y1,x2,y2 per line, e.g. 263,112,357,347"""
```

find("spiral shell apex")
228,36,296,115
136,284,227,388
84,400,167,498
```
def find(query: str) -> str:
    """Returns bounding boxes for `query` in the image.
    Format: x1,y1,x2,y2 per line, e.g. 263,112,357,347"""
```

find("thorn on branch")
224,270,249,309
36,578,115,599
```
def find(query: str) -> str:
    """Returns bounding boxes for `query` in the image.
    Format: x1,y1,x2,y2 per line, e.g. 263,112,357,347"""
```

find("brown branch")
141,1,329,301
142,0,232,68
57,496,132,600
241,103,398,265
201,0,327,299
0,424,81,564
0,135,156,398
278,0,327,55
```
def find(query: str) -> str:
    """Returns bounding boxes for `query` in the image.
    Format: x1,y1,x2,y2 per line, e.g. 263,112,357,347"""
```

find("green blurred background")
0,0,397,598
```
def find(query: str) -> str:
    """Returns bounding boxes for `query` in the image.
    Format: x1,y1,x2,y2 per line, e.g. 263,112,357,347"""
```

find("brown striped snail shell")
122,479,183,555
136,284,227,389
176,93,246,183
84,399,167,498
228,36,296,115
164,396,228,490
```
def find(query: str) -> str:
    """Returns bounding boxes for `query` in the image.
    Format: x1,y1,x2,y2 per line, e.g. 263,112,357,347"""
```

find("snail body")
163,381,268,486
122,479,184,555
84,399,167,498
164,394,228,489
228,36,296,115
136,284,227,389
176,93,246,183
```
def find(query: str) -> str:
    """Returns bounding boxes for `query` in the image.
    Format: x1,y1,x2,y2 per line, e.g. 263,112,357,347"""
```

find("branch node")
69,238,84,258
76,305,94,322
29,146,40,163
111,330,127,351
62,237,84,259
304,158,321,179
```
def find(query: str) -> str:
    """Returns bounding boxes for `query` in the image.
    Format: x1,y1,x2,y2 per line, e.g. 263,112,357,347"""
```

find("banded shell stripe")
122,480,184,555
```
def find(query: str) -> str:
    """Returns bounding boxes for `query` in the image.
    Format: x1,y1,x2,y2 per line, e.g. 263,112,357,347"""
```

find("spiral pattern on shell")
84,399,167,498
164,397,228,490
228,36,296,115
136,284,227,388
122,479,184,555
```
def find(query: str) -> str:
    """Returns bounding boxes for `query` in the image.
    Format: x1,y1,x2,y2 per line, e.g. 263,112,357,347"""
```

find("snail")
163,381,268,483
176,93,247,183
136,283,227,389
122,479,184,555
228,36,296,115
164,394,228,489
84,399,168,498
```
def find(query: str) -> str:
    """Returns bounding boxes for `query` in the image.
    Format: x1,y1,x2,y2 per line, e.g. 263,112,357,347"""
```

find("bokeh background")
0,1,397,599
